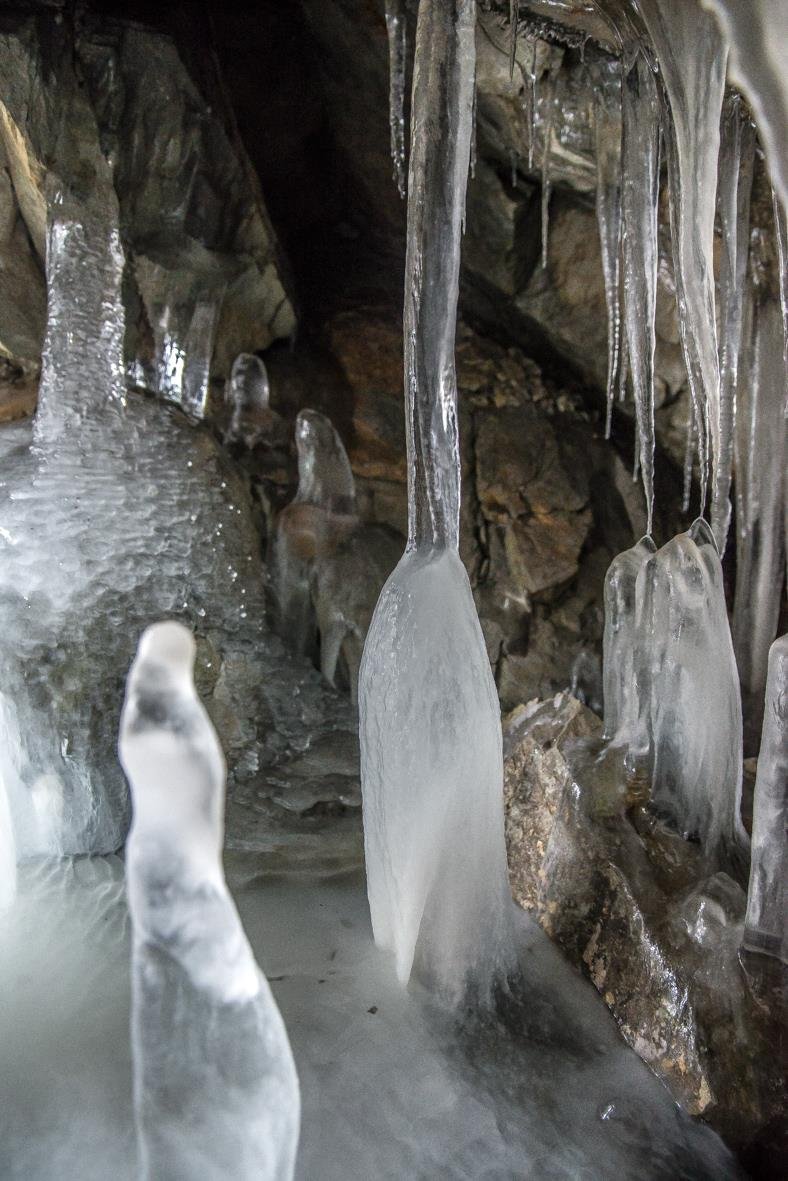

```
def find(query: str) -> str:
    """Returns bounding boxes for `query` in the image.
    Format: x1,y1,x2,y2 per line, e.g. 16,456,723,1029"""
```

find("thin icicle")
682,400,696,513
620,52,660,535
509,0,518,80
618,329,629,403
384,0,408,199
638,0,728,545
528,45,538,171
470,63,478,180
715,94,756,554
510,148,518,191
591,58,623,438
772,189,788,373
540,70,556,270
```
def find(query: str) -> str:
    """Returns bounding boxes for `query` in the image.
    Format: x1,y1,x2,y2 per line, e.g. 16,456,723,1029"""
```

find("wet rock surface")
503,691,787,1167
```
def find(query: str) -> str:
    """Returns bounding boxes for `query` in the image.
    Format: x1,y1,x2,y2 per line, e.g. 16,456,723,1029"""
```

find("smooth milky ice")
743,633,788,963
359,0,515,1006
120,621,300,1181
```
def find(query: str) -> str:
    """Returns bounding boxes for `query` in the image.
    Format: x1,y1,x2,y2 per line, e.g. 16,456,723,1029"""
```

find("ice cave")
0,0,784,1178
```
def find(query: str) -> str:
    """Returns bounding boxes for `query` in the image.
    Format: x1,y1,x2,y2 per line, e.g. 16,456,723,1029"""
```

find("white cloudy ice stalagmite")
359,0,515,1005
120,622,300,1181
384,0,408,199
602,535,656,747
620,52,660,534
715,94,755,555
226,353,271,446
591,57,623,437
743,633,788,963
638,519,748,869
638,0,727,541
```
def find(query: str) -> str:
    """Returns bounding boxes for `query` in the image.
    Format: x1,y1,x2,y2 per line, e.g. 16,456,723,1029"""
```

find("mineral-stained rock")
503,691,786,1161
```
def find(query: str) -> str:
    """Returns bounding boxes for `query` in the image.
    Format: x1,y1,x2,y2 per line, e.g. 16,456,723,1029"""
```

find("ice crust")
743,633,788,963
119,622,300,1180
359,0,515,1005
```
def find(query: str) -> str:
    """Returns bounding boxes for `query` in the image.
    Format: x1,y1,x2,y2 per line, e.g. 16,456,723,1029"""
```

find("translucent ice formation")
384,0,408,199
272,409,357,656
638,519,748,868
602,535,656,746
153,291,225,418
359,0,515,1005
743,633,787,963
591,57,623,437
120,622,300,1181
226,352,272,446
620,52,660,534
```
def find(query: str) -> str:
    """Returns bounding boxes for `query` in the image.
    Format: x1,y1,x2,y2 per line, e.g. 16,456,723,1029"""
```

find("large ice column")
733,292,787,742
620,52,660,534
226,353,271,445
272,409,357,655
359,0,515,1006
120,622,300,1181
743,633,788,963
699,0,788,218
638,0,727,540
602,535,656,746
639,519,748,869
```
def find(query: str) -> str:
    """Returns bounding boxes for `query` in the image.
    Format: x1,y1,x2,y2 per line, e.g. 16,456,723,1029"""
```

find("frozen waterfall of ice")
638,0,727,539
638,519,748,868
120,622,300,1181
359,0,515,1007
620,52,660,534
743,633,788,963
226,352,272,446
384,0,408,199
602,534,656,748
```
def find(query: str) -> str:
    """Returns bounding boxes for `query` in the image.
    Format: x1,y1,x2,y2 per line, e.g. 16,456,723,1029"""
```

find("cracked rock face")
503,692,786,1163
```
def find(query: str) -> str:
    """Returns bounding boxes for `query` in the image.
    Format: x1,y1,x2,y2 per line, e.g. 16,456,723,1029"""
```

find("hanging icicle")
540,69,557,270
591,57,623,438
384,0,408,199
620,52,660,535
772,189,788,372
508,0,518,80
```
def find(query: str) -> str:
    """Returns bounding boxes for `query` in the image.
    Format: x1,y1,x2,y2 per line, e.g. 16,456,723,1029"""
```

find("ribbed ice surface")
601,534,656,746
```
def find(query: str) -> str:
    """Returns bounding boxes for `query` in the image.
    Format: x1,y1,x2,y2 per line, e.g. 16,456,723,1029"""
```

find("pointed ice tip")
688,517,718,553
135,620,196,677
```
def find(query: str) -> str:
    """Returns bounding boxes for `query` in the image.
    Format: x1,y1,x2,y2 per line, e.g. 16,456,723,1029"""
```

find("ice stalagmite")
743,633,788,963
733,293,787,743
591,57,623,437
715,94,755,555
620,52,660,534
226,353,272,446
638,519,748,869
384,0,408,199
272,410,357,656
602,535,656,747
699,0,788,217
638,0,727,541
120,622,300,1181
359,0,515,1005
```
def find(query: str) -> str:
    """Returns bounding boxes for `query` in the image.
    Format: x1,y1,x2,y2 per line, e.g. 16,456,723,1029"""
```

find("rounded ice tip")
135,620,196,675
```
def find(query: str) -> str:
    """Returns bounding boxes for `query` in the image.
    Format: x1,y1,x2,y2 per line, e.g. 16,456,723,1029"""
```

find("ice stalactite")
773,190,788,367
384,0,408,199
226,353,272,447
638,519,748,870
508,0,518,80
733,290,787,745
681,400,696,514
540,68,557,270
359,0,515,1006
272,410,357,657
602,535,656,747
699,0,788,218
743,633,788,963
591,57,623,437
715,94,756,555
120,622,300,1181
154,291,225,419
620,52,660,534
638,0,727,543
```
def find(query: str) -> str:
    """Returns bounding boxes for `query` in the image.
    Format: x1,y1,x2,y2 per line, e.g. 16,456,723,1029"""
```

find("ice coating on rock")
732,295,787,740
384,0,408,199
359,0,515,1005
602,535,656,745
120,622,300,1181
715,94,755,555
699,0,788,218
743,633,788,963
639,0,726,538
639,519,747,868
591,57,623,437
620,52,660,534
226,353,271,445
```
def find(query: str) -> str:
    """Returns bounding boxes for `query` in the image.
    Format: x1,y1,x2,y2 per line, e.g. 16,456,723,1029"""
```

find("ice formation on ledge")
359,0,515,1006
638,519,748,868
601,534,656,748
272,409,357,655
226,353,272,446
384,0,408,199
743,633,788,963
120,622,300,1181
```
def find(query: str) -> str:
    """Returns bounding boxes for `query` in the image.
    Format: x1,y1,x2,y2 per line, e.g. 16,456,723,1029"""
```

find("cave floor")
0,853,743,1180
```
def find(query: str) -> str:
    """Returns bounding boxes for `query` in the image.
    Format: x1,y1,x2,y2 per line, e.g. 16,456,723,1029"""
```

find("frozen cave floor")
0,852,743,1180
